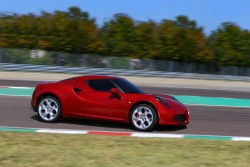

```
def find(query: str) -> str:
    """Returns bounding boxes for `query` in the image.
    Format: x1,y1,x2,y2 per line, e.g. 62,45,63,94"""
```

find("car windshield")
112,78,144,94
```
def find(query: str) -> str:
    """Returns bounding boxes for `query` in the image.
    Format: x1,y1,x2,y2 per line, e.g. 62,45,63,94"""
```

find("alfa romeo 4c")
31,75,190,131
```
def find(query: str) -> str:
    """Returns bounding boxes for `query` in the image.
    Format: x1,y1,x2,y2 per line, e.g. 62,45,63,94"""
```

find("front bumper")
173,110,190,124
158,105,190,125
174,114,187,123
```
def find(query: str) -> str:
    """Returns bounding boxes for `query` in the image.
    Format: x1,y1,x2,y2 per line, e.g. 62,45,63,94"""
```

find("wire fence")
0,48,250,76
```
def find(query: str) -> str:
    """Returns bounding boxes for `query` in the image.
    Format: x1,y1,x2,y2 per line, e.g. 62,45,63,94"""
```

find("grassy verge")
0,131,250,167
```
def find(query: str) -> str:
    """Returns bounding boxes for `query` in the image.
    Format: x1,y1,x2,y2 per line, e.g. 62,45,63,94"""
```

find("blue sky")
1,0,249,34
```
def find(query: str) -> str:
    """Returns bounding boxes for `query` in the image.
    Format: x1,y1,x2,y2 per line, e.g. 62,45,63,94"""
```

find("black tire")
130,104,158,132
37,96,61,123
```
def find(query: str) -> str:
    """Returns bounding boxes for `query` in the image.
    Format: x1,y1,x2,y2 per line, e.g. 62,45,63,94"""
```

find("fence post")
222,67,225,75
129,58,133,70
233,66,238,76
82,54,87,67
105,56,110,68
0,48,2,63
168,61,174,72
187,63,193,73
149,59,154,71
55,52,60,66
0,48,2,70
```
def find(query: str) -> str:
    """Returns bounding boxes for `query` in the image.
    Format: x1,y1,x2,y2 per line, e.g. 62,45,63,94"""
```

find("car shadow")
62,118,131,130
31,114,187,132
31,114,130,130
156,125,187,131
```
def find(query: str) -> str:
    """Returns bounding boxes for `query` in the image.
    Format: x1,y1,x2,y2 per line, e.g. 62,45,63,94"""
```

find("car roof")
78,75,121,80
60,75,122,82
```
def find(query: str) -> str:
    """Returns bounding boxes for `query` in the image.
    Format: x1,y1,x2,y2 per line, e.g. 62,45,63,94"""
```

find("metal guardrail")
0,63,250,82
1,48,250,76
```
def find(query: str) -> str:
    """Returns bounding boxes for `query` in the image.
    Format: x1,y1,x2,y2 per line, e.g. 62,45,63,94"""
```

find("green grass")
0,132,250,167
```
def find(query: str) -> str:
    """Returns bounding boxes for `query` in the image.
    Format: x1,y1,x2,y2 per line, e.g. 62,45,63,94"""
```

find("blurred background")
0,0,250,76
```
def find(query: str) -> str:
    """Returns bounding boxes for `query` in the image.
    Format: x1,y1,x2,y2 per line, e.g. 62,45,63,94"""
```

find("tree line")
0,6,249,67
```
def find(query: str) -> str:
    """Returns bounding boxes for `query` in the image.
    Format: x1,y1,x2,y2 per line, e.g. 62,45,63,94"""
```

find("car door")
75,79,129,121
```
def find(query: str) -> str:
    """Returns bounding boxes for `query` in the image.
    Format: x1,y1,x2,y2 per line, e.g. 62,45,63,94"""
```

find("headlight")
171,96,185,105
171,96,179,102
155,97,171,108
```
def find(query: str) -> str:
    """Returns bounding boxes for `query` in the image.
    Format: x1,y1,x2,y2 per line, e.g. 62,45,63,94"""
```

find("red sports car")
31,75,190,131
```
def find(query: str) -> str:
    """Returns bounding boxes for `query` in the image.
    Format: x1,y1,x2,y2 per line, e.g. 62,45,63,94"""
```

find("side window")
86,79,116,92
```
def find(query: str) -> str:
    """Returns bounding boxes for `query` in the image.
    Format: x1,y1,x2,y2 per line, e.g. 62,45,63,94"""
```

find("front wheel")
130,104,158,132
37,96,61,123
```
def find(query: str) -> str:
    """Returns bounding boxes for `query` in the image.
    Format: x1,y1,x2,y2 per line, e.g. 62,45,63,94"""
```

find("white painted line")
0,94,31,97
139,85,250,93
185,103,250,109
37,129,88,134
131,133,184,138
9,87,34,89
0,125,36,129
232,137,250,141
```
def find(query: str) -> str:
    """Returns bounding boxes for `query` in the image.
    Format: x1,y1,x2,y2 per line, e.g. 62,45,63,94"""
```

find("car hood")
149,93,188,110
150,93,175,100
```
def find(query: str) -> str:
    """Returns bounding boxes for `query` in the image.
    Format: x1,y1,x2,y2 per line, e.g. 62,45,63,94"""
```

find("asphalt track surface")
0,79,250,137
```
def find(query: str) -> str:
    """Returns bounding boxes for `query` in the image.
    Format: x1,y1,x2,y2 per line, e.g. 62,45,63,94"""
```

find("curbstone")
0,126,250,142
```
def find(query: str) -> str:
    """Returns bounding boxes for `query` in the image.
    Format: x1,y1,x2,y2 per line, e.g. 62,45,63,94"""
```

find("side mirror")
110,88,120,94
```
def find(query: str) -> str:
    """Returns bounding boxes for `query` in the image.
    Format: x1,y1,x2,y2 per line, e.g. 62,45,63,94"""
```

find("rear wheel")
130,104,158,132
37,96,61,123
